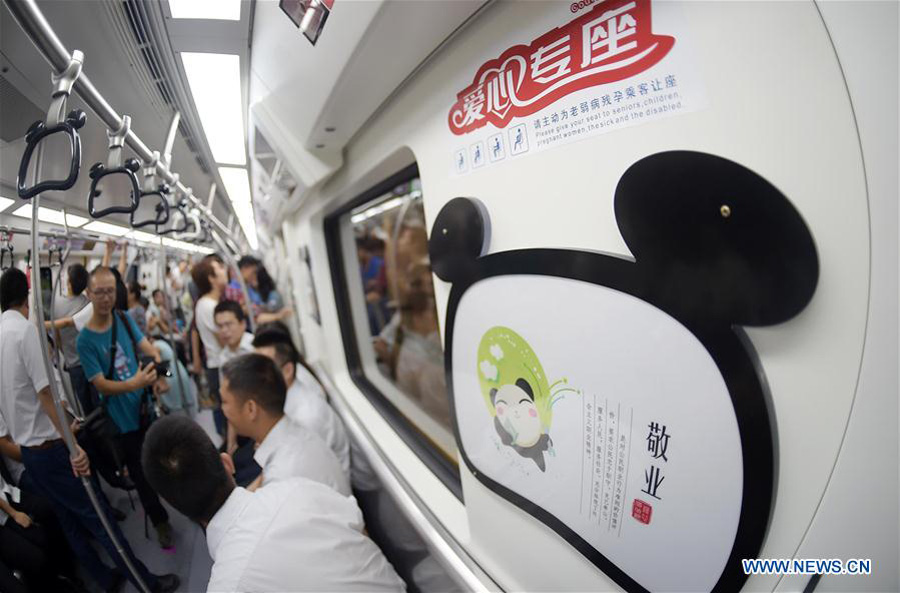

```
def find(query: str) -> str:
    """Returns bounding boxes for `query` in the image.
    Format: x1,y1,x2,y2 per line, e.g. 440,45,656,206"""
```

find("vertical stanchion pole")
157,241,188,411
47,234,85,419
26,52,151,593
30,167,151,593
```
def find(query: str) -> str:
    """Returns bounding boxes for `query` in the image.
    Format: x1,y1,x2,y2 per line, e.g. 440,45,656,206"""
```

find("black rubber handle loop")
131,184,171,228
88,158,141,218
16,110,86,200
0,247,12,271
156,203,188,235
201,224,212,244
182,217,198,236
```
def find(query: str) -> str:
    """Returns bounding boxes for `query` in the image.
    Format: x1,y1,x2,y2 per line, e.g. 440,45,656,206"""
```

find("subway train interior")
0,0,897,592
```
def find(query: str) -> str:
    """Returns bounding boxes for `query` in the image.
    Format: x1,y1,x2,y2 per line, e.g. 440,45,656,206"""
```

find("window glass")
343,176,455,459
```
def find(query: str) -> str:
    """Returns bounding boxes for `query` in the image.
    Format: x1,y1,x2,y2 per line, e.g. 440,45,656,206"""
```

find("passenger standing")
126,281,148,335
253,332,350,476
142,415,405,592
219,354,350,495
147,289,172,339
0,267,178,593
191,255,229,437
77,266,175,549
50,263,97,415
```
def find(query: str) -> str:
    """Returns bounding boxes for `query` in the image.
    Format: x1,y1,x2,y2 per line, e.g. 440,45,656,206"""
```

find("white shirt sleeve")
72,302,93,331
195,298,222,367
22,324,50,393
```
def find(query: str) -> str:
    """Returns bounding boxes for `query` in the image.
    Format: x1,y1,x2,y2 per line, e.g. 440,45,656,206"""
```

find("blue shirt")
361,256,384,284
244,283,263,307
77,313,145,433
247,286,284,313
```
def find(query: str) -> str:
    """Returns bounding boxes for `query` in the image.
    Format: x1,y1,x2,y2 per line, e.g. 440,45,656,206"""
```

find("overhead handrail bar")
3,0,241,249
0,221,206,257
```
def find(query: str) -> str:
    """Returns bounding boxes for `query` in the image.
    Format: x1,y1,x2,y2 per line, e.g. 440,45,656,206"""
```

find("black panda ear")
489,388,498,405
614,151,819,327
429,197,491,284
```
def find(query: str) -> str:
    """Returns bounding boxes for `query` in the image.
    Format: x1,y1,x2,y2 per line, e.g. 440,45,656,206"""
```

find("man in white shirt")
253,331,351,476
214,300,260,484
191,254,230,437
142,415,405,592
219,353,351,495
0,267,178,593
214,300,255,368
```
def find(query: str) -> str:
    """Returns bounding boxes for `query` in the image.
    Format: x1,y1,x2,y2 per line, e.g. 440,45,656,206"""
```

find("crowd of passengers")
356,223,449,429
0,241,406,593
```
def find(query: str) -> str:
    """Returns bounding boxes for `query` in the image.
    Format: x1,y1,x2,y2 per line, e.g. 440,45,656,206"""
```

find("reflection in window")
349,178,453,441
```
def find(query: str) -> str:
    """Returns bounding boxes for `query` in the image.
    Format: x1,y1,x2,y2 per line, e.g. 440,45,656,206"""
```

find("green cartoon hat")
477,326,556,430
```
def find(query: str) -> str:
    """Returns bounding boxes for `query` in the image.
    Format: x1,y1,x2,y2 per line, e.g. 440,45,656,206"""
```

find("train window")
326,164,460,496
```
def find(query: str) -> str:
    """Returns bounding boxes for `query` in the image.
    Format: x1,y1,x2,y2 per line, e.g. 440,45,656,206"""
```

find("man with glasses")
77,267,177,552
214,301,255,463
214,301,254,364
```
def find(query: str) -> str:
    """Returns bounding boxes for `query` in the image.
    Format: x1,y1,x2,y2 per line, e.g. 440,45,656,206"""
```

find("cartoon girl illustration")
477,326,577,471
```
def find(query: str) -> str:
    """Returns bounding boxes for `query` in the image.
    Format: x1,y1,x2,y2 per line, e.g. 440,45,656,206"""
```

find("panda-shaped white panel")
429,151,819,592
453,277,743,592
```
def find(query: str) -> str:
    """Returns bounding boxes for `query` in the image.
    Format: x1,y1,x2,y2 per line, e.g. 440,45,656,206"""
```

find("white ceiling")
250,0,487,151
246,0,487,227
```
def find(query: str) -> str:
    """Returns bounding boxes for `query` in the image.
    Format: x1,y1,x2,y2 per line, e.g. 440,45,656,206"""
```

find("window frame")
324,163,462,499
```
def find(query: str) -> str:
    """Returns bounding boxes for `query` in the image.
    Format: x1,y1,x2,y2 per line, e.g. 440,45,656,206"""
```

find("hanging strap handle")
88,115,141,218
16,51,87,200
157,189,190,236
131,152,171,228
0,233,13,271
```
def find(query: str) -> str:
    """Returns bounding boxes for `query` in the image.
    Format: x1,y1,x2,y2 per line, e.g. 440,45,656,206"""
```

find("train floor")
77,409,221,593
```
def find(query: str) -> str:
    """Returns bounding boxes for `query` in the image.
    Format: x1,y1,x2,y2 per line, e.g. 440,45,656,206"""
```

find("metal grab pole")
211,230,255,333
157,242,188,411
29,153,151,593
47,234,85,420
